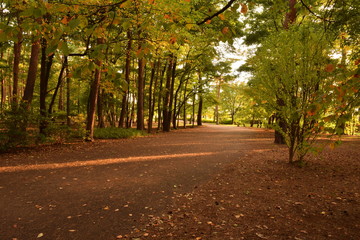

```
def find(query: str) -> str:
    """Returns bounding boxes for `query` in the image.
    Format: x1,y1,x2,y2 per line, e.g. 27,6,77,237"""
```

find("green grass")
94,127,147,139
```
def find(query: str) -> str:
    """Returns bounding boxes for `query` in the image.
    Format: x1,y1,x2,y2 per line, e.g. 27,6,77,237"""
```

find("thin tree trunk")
48,57,67,114
197,72,203,126
12,24,22,109
137,56,145,130
192,91,195,127
39,38,54,135
97,88,105,128
66,62,71,126
162,56,173,132
157,62,166,130
119,31,132,128
86,38,104,140
147,60,157,133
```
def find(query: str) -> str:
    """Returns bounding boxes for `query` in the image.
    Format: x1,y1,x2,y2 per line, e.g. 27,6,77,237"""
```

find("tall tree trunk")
147,60,158,133
137,57,145,130
12,23,22,109
22,39,41,110
97,88,105,128
86,37,104,140
215,78,221,125
157,62,166,130
197,72,203,126
39,38,54,135
192,91,196,127
162,56,174,132
183,78,189,128
119,31,132,128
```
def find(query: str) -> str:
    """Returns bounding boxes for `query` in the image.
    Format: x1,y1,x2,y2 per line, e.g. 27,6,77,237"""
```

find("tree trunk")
137,57,145,130
97,88,105,128
284,0,297,29
119,31,132,128
12,25,22,109
162,56,174,132
22,39,41,110
197,72,203,126
192,91,196,127
86,37,104,140
39,38,54,135
157,62,167,130
147,60,158,133
215,78,221,125
66,62,71,126
48,57,66,114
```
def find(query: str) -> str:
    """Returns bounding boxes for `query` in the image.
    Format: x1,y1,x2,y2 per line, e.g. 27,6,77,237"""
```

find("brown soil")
0,124,359,240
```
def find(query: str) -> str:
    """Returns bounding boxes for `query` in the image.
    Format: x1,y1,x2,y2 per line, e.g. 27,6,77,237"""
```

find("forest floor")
0,124,359,240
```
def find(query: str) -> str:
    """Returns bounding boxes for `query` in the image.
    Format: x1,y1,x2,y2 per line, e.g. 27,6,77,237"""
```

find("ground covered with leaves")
0,125,359,240
128,134,360,240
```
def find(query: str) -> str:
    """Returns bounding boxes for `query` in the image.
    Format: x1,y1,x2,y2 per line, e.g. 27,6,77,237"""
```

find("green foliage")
248,23,337,162
93,128,147,139
0,108,35,151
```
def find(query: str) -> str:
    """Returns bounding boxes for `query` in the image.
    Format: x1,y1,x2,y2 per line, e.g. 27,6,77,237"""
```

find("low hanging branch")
197,0,237,25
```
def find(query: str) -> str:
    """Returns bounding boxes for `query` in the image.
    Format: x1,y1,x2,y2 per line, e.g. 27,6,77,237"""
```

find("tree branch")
197,0,237,25
299,0,334,22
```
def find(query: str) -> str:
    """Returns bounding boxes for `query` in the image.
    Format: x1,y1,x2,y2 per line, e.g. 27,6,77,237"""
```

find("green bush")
94,127,146,139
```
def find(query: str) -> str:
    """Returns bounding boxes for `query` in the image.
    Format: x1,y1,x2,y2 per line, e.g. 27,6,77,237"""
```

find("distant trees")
0,0,244,147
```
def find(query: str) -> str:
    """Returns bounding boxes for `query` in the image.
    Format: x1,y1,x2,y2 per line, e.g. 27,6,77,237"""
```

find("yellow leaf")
37,233,44,238
241,4,248,14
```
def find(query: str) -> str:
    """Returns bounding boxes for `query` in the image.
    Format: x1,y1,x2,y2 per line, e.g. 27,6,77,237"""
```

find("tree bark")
12,24,22,109
137,56,145,130
119,31,132,128
97,88,105,128
48,57,67,114
197,72,203,126
163,56,174,132
86,37,104,140
22,39,41,110
39,38,54,135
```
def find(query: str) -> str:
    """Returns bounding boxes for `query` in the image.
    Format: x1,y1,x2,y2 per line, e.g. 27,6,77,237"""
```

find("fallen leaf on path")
37,233,44,238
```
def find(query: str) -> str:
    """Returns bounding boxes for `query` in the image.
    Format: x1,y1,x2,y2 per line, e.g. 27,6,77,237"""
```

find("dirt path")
0,124,271,240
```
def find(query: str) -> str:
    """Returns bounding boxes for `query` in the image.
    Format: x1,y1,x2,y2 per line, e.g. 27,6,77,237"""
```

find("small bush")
94,127,146,139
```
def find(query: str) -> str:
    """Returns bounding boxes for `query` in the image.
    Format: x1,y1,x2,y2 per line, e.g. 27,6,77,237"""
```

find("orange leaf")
184,0,191,2
218,14,225,20
61,16,70,25
221,27,229,34
355,59,360,65
241,4,248,14
325,64,335,72
206,19,211,24
169,36,177,44
148,0,155,4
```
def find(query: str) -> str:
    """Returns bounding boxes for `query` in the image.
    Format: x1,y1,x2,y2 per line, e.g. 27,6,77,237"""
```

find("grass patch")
94,127,147,139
